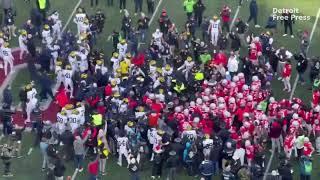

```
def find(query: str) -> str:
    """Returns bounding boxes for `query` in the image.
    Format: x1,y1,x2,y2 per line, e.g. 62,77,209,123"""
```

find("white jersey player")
25,83,38,123
177,56,195,80
50,11,63,40
202,134,214,156
18,30,28,60
1,42,14,76
152,29,163,48
208,16,221,46
76,102,85,125
95,60,108,75
78,49,89,72
147,128,157,161
68,109,81,133
117,135,129,166
56,111,68,134
55,61,63,86
48,44,60,70
42,24,53,45
110,52,120,73
117,39,128,60
68,51,79,72
62,65,74,98
181,127,197,142
73,8,87,36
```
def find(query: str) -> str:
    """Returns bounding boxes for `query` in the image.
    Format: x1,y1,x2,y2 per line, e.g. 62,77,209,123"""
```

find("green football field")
1,0,320,179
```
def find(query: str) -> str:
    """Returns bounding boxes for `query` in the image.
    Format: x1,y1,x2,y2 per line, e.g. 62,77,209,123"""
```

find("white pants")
99,158,107,173
118,150,128,166
283,77,291,91
52,26,61,40
63,80,73,97
234,148,245,165
19,47,28,59
316,136,320,153
210,31,219,46
271,137,281,153
26,98,37,122
284,148,293,159
3,57,13,76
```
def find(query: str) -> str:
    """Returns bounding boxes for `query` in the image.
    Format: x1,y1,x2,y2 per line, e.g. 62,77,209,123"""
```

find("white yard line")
289,7,320,100
62,0,83,33
148,0,163,27
263,150,275,180
71,169,79,180
230,6,241,30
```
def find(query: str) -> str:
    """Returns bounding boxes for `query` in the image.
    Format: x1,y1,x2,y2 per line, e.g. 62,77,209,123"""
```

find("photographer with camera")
294,52,308,85
1,144,13,177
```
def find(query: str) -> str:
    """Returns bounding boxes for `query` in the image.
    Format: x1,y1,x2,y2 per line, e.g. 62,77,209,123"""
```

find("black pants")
120,0,126,10
300,174,311,180
222,22,230,32
107,0,113,6
195,13,203,27
187,12,193,19
40,88,54,100
90,0,99,6
247,14,257,25
135,0,143,13
2,121,11,136
4,161,11,174
152,163,163,176
39,9,47,22
284,22,293,35
147,0,154,14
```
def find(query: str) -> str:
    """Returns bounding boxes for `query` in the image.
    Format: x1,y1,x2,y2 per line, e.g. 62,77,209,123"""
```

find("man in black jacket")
282,11,294,38
166,151,179,180
295,53,308,84
194,0,205,27
2,86,12,108
210,135,222,175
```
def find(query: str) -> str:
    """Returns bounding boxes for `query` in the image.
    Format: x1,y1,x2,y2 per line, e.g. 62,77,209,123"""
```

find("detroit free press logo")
272,8,311,21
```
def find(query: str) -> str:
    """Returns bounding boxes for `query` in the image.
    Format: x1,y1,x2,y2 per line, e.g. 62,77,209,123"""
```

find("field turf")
1,0,320,179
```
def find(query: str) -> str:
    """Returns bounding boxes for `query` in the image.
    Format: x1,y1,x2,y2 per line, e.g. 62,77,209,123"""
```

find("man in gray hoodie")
73,130,91,172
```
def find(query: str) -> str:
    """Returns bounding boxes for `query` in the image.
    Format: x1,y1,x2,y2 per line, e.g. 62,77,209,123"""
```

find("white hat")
292,113,299,119
237,93,243,99
174,106,182,113
196,98,203,105
245,140,251,147
183,109,189,116
269,97,275,103
315,105,320,112
218,103,226,109
222,79,228,85
130,158,136,164
252,76,258,81
210,103,216,109
230,82,236,88
190,101,196,107
242,85,249,91
292,104,299,110
238,72,244,78
247,95,253,101
204,88,211,95
229,97,235,104
218,97,225,103
202,96,209,102
193,117,200,123
232,76,239,82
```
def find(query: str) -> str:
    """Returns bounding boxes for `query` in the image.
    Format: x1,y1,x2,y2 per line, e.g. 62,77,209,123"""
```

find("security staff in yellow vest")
37,0,50,21
92,113,103,127
172,79,186,93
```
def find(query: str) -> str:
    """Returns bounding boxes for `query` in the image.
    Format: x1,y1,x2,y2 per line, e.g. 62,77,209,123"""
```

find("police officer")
134,0,143,16
90,0,98,7
147,0,155,14
137,13,149,42
194,0,205,27
94,9,105,33
121,10,132,39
